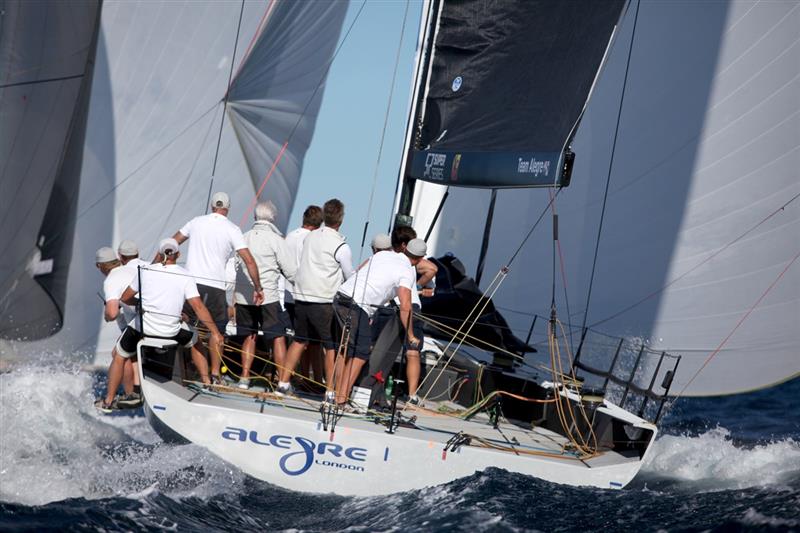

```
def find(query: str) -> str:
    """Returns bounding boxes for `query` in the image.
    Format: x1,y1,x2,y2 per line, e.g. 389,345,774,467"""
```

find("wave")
0,364,245,506
1,362,797,511
640,426,800,491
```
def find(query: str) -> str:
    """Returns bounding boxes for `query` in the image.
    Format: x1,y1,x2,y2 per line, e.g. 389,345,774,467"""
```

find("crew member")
279,198,354,398
117,239,148,405
96,238,224,412
94,247,137,410
170,192,264,383
389,225,437,404
283,205,323,382
235,201,297,390
333,238,427,405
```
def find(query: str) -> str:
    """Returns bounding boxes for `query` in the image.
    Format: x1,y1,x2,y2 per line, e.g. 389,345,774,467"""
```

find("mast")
394,0,442,228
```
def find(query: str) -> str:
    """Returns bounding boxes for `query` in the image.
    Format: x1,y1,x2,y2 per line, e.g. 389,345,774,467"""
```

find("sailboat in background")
0,0,343,364
0,1,102,343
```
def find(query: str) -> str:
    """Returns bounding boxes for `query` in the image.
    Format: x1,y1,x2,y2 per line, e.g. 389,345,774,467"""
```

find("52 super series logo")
222,427,368,476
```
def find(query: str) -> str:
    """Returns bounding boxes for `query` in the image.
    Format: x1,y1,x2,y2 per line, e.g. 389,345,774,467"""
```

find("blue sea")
1,363,798,532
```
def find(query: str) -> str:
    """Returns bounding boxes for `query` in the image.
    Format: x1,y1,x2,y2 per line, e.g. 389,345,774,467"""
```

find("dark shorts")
116,324,196,358
284,302,296,333
235,302,289,339
293,301,336,350
333,295,372,361
371,304,423,352
183,284,228,333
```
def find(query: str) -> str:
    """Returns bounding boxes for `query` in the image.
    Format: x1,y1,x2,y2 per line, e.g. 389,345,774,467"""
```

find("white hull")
139,342,656,496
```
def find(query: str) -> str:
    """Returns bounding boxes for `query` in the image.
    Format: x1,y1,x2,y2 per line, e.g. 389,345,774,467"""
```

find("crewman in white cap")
332,238,428,406
170,191,264,383
96,238,223,413
112,239,149,407
95,246,137,410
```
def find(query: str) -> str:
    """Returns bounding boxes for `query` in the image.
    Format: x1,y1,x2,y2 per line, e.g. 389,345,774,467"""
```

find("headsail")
406,0,625,188
0,0,102,340
226,0,348,232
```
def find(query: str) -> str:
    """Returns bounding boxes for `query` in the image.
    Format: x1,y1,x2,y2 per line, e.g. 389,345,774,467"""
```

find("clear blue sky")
289,1,423,263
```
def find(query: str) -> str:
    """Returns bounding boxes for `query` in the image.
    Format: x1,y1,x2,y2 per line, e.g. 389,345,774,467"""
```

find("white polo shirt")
130,263,200,337
179,212,247,290
338,251,415,317
103,266,137,331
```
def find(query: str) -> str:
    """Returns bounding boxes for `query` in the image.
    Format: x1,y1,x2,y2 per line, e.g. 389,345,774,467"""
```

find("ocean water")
0,363,798,532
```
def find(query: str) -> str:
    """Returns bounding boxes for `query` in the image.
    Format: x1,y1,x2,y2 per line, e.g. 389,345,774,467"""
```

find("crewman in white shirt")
278,198,354,397
118,240,148,271
332,238,428,405
389,225,437,404
282,205,322,317
96,239,223,412
116,239,148,406
94,247,137,410
170,192,264,383
234,201,297,390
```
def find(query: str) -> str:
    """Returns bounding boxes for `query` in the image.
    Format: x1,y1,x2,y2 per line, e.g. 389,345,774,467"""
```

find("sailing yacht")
2,0,796,496
131,0,688,496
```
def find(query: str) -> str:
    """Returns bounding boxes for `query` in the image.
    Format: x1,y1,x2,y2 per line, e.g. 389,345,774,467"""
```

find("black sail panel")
409,0,625,188
0,0,102,340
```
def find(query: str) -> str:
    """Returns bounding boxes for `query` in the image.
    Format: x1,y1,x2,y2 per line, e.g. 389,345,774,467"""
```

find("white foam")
0,364,245,505
642,427,800,490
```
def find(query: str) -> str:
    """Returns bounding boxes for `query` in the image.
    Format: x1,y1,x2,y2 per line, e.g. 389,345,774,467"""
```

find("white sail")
409,0,800,396
1,0,345,364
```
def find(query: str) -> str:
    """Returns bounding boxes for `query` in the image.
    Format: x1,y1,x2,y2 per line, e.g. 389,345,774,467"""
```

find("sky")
284,0,424,262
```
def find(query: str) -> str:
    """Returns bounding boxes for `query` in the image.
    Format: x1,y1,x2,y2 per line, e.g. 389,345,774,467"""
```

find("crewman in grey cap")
371,233,392,254
95,246,137,411
115,239,149,408
331,237,428,407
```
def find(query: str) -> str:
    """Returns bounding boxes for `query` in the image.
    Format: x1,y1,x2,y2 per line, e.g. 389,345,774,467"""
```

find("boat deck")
151,379,636,468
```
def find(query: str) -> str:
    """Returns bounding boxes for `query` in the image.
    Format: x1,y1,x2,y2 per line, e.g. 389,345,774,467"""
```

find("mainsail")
0,0,102,341
405,0,800,396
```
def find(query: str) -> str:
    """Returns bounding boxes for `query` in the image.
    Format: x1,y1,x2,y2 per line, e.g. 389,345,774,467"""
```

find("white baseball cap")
117,239,139,256
210,191,230,210
95,246,117,264
159,238,180,255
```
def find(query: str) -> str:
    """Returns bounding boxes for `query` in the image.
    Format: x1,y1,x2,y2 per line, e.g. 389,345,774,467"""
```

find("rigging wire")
0,103,219,290
205,0,246,213
589,190,800,328
581,0,641,333
348,0,411,330
670,247,800,400
358,0,411,255
157,105,220,245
